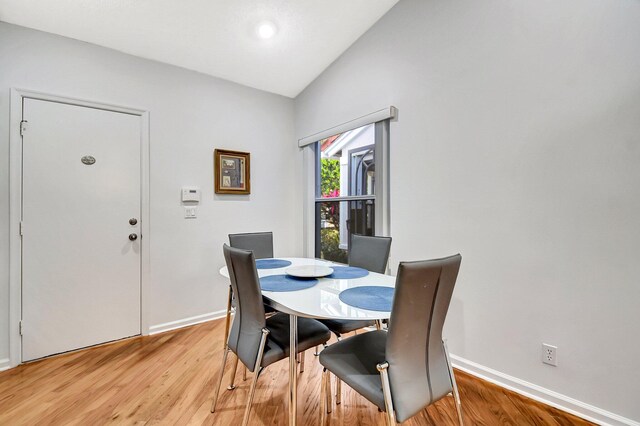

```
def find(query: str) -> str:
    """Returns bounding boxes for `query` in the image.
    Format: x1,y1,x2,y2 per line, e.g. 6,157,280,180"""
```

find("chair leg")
320,368,328,425
444,340,465,426
375,320,382,331
242,328,270,426
242,366,263,426
334,336,342,405
223,285,233,349
314,345,320,356
300,350,305,373
243,366,247,381
377,362,396,426
227,353,239,390
326,369,332,414
210,346,230,413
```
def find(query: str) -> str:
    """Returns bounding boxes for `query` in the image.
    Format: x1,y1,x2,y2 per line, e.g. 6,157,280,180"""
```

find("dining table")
219,257,396,426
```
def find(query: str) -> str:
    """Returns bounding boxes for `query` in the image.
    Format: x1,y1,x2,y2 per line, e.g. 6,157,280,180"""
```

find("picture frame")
214,149,250,194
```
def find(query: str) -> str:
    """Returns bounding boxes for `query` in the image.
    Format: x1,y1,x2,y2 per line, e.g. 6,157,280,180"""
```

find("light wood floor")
0,319,593,425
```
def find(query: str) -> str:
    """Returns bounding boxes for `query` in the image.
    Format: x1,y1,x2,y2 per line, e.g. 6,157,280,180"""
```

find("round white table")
219,257,395,425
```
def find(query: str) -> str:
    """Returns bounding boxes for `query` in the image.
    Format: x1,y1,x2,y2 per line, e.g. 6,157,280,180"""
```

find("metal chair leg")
289,315,298,426
227,353,239,390
377,362,396,426
210,347,230,413
243,366,247,381
242,328,270,426
314,345,320,356
300,350,305,373
444,340,465,426
223,285,233,349
320,368,328,425
334,335,342,405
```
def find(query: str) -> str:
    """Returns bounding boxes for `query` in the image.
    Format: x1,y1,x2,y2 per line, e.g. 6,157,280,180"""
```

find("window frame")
307,120,390,261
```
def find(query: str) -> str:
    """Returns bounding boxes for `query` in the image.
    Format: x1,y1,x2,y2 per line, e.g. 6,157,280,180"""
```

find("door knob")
129,233,138,241
129,218,138,225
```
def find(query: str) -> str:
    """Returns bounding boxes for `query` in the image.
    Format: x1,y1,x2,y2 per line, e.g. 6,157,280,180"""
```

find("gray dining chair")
319,254,464,426
349,234,393,274
318,234,392,402
211,244,331,426
223,232,277,382
228,231,274,258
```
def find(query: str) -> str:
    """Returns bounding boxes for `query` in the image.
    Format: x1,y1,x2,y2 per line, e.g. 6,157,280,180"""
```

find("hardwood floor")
0,319,593,425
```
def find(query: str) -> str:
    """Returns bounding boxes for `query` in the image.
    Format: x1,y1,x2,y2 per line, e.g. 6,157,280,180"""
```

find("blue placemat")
329,266,369,279
255,259,292,269
339,286,394,312
260,274,319,292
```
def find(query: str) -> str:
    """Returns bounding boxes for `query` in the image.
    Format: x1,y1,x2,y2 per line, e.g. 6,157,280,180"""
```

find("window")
314,122,389,263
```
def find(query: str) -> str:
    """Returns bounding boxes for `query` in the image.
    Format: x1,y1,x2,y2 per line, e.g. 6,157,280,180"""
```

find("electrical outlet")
542,343,557,366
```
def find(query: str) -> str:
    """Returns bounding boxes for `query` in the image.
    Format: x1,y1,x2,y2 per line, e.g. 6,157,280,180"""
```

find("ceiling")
0,0,398,97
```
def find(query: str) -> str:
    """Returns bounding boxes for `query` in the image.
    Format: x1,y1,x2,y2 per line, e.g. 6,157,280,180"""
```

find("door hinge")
19,221,24,236
19,321,23,336
20,120,28,136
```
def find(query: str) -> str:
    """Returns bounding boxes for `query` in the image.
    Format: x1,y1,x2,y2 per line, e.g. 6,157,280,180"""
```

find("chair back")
348,234,392,274
223,244,267,371
229,232,274,259
385,254,462,422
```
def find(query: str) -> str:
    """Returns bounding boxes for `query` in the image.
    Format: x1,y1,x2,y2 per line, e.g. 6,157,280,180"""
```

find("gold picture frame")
214,149,250,194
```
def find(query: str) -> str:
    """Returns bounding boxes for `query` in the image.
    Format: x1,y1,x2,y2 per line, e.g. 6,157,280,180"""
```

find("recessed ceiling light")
256,21,277,39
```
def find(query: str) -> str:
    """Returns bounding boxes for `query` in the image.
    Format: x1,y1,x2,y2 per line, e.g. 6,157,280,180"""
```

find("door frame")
8,88,151,367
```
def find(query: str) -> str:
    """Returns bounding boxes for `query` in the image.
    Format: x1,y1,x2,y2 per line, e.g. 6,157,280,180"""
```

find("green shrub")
320,228,347,264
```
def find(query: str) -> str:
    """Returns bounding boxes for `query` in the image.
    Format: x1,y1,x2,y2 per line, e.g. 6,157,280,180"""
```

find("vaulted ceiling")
0,0,398,97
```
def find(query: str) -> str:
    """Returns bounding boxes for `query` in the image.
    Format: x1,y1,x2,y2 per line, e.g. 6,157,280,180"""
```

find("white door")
22,98,142,362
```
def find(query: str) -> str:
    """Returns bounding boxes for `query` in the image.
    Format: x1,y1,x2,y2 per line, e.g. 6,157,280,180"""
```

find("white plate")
285,265,334,278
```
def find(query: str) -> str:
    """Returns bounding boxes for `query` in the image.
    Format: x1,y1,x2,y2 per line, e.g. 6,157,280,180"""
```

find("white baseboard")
451,354,639,426
0,358,10,372
149,310,227,335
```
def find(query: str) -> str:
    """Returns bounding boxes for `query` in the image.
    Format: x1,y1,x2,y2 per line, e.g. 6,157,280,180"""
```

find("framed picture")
214,149,250,194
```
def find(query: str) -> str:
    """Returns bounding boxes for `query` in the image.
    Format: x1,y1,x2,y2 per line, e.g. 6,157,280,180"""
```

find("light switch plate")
184,206,197,219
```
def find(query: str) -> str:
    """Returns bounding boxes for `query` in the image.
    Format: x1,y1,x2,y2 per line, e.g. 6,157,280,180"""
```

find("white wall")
0,22,299,361
295,0,640,422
